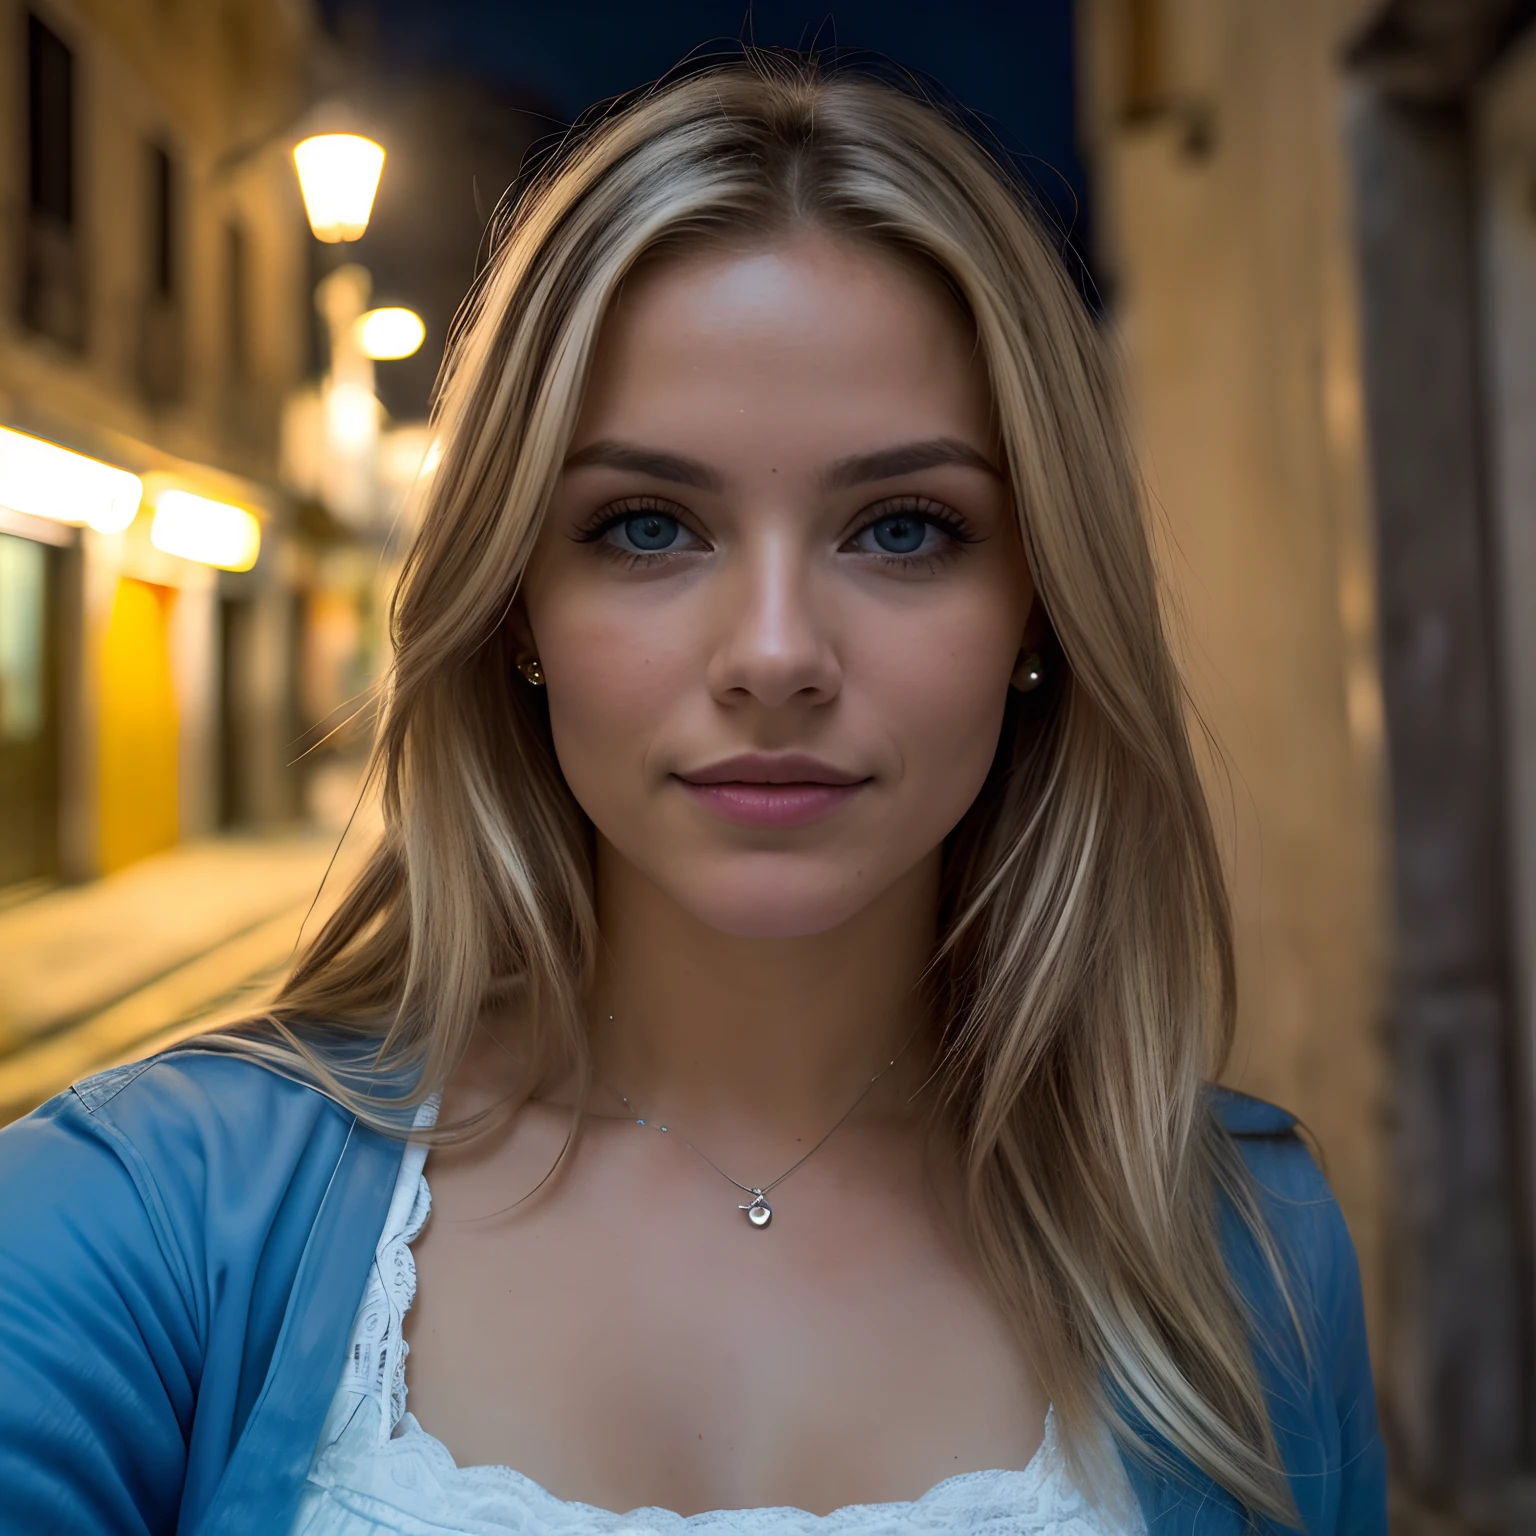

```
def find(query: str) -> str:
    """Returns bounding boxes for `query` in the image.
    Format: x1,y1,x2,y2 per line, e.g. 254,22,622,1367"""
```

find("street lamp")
284,128,428,531
292,134,386,244
356,306,425,361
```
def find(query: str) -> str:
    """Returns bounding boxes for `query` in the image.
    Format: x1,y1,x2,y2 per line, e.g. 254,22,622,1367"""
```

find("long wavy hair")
226,56,1299,1521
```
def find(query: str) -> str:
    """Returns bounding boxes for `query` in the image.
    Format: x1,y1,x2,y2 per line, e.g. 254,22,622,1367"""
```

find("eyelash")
849,497,980,570
572,496,981,571
572,497,697,569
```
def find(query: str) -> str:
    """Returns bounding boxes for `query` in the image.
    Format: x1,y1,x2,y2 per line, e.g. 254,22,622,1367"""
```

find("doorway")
0,531,59,889
98,575,178,873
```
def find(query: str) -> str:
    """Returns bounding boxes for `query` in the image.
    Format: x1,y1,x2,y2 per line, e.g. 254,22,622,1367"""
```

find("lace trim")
338,1096,437,1440
321,1410,1070,1532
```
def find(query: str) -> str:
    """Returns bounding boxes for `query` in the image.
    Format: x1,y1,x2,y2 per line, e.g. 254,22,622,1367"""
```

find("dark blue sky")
321,1,1089,252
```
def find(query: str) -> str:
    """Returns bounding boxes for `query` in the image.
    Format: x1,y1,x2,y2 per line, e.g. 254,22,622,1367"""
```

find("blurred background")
0,0,1532,1525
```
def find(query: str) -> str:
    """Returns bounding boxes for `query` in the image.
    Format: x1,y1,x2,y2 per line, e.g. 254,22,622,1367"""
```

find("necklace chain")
599,1015,925,1229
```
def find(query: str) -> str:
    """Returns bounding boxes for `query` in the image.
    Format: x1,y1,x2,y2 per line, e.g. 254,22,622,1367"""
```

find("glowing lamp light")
0,426,142,533
292,134,386,243
150,491,262,571
324,381,380,452
356,306,425,360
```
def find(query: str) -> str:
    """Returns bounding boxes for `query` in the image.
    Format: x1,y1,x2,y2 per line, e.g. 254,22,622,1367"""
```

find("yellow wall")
98,576,179,873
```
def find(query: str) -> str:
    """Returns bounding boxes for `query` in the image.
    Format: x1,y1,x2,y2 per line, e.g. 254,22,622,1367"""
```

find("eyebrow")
561,435,1002,494
562,441,725,492
821,437,1003,490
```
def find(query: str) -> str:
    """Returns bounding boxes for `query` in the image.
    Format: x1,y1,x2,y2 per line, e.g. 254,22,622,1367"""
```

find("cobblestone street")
0,819,371,1123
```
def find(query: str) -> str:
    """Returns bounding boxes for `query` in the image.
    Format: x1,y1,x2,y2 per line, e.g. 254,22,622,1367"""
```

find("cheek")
530,591,688,808
852,589,1022,815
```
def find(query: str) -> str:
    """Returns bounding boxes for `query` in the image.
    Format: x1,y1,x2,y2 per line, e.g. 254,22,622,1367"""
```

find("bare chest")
402,1115,1046,1516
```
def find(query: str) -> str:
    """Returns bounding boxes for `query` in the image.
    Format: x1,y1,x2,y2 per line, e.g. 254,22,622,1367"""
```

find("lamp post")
313,261,381,526
283,131,425,530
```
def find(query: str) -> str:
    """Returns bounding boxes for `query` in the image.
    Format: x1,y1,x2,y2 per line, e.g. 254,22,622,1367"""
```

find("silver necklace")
600,1016,924,1230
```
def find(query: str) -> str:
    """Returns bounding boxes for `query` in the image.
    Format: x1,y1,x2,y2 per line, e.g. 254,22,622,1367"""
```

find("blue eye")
578,505,703,561
865,514,929,555
618,513,681,551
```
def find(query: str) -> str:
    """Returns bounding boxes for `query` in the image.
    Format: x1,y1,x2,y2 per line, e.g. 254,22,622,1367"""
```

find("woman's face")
522,230,1036,939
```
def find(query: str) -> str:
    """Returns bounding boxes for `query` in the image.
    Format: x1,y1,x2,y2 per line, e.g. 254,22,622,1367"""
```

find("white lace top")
289,1103,1143,1535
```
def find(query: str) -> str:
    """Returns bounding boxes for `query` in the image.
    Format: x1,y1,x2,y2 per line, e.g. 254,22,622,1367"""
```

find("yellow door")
98,576,179,873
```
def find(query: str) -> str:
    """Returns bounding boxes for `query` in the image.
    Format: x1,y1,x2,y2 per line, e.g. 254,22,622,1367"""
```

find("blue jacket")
0,1048,1386,1535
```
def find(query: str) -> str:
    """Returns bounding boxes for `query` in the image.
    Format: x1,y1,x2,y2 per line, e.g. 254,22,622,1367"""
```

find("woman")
0,59,1383,1535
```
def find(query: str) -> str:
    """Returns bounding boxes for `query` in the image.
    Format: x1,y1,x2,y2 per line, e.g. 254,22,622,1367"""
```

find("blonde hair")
236,57,1298,1521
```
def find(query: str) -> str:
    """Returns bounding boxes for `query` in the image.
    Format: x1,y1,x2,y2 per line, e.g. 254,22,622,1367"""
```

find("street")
0,819,371,1124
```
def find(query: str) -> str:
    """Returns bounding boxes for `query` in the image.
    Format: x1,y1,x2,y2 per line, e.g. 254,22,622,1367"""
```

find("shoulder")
1204,1084,1350,1300
14,1047,352,1203
0,1049,346,1289
1205,1085,1344,1268
28,1026,423,1189
1207,1083,1297,1139
66,1043,351,1136
0,1044,388,1303
2,1044,343,1168
1207,1084,1341,1268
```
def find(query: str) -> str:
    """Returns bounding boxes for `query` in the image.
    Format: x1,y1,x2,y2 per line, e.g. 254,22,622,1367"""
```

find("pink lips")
675,753,869,830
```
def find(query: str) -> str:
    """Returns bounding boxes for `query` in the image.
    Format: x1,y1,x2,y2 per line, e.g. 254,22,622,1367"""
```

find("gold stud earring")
517,657,545,687
1012,652,1044,692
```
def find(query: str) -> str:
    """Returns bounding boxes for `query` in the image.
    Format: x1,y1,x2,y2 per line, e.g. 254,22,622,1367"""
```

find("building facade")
0,0,317,892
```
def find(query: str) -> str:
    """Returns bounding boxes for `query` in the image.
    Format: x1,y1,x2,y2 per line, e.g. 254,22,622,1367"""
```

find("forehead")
573,231,994,462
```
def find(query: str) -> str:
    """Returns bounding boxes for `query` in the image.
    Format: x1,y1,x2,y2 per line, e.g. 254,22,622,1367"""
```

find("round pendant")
740,1192,772,1228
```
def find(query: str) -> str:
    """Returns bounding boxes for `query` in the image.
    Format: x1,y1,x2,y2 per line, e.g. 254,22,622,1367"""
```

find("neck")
582,839,941,1140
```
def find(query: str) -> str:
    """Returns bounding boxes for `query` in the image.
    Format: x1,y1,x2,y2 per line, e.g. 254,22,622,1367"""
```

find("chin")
667,866,880,940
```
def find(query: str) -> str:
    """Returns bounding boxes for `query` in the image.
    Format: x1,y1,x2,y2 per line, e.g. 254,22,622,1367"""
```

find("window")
147,142,177,299
27,13,72,227
21,11,84,348
138,139,184,403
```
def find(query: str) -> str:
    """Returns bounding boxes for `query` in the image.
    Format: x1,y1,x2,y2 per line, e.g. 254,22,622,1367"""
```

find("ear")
508,598,537,663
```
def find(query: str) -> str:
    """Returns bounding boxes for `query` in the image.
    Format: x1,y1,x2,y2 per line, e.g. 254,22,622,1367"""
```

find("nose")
705,528,841,710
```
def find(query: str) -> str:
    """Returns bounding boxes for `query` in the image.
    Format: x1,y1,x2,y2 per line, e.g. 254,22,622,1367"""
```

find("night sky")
319,1,1089,254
